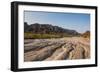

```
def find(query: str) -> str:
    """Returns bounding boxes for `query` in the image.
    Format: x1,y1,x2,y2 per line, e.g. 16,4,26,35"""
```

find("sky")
24,11,90,33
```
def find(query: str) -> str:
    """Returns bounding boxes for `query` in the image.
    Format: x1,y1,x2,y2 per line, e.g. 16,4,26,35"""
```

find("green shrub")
24,32,62,39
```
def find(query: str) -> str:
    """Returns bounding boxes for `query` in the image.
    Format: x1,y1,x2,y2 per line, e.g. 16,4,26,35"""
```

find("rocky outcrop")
24,37,90,62
24,22,79,36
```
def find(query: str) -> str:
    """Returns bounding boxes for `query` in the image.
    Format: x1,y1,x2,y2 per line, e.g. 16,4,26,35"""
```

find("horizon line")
24,22,90,33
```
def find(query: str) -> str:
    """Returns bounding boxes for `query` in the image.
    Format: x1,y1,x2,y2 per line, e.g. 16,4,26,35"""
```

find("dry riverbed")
24,37,90,62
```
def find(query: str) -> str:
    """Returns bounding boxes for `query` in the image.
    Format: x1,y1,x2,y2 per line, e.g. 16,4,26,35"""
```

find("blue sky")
24,11,90,33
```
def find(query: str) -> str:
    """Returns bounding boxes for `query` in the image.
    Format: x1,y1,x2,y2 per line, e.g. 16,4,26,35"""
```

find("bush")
24,32,62,39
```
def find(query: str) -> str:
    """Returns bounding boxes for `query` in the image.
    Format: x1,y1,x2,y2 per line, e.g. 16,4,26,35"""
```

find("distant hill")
24,22,80,36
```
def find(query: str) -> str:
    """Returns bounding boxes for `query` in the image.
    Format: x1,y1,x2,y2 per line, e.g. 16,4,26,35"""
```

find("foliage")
24,32,62,39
